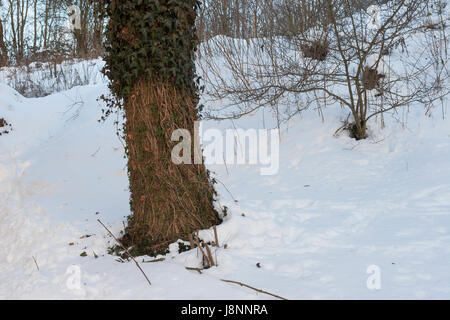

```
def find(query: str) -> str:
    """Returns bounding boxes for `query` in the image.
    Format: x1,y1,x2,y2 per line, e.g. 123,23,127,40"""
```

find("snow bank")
0,74,449,298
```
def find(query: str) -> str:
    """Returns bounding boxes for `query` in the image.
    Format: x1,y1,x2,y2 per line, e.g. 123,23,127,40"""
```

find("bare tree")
0,17,8,66
199,0,449,139
0,0,105,64
6,0,30,63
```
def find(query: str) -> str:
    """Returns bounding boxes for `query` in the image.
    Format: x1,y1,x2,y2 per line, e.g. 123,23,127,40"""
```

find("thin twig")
214,177,237,202
223,154,230,176
98,219,152,286
32,256,39,271
220,279,288,300
204,243,215,267
213,225,219,247
188,233,196,249
195,235,211,267
90,146,101,157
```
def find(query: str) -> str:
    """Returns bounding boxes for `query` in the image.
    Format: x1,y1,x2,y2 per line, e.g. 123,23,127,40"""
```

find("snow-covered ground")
1,64,449,299
1,4,449,298
0,59,105,98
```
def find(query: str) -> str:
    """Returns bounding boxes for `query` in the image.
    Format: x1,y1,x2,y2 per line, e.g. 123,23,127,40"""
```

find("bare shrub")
3,58,104,97
199,0,450,140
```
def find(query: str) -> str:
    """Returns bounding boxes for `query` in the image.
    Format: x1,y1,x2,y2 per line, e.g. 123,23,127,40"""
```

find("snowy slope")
0,72,449,299
0,59,105,98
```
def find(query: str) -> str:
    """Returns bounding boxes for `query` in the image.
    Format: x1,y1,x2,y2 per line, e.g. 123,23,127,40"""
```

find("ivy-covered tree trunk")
102,0,220,255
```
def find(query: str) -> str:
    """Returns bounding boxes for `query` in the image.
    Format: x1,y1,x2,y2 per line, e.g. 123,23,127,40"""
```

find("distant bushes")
0,59,105,98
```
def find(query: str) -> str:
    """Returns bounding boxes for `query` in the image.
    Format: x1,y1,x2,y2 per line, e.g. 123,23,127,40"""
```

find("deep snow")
0,66,449,298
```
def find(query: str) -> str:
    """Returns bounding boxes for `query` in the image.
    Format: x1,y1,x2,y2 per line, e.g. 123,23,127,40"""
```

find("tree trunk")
102,0,221,255
98,0,220,255
92,1,104,56
0,20,8,66
74,29,87,57
352,118,367,140
122,80,221,255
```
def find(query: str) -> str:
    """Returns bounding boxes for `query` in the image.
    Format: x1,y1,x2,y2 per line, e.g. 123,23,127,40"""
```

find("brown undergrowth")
0,118,12,136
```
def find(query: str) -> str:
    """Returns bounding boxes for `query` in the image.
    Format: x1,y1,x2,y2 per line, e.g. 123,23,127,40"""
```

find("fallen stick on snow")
32,256,39,271
220,279,288,300
185,267,203,274
97,219,152,286
142,258,165,263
